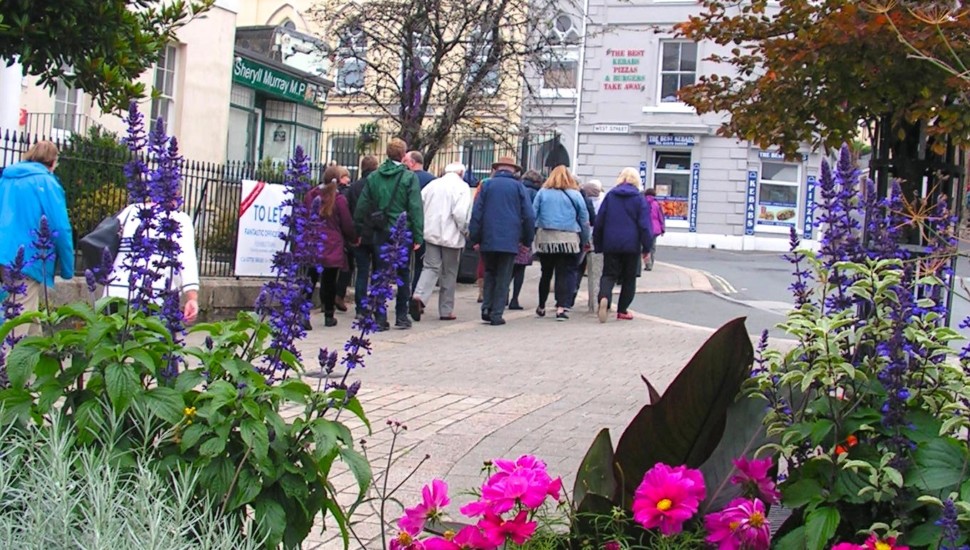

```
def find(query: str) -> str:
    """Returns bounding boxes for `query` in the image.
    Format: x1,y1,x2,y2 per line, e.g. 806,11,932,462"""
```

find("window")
227,84,258,163
53,79,81,133
462,139,496,182
150,44,178,133
756,162,800,228
467,29,499,95
337,24,367,94
401,31,433,105
541,13,580,98
329,135,360,180
262,100,323,164
659,41,696,103
652,151,691,220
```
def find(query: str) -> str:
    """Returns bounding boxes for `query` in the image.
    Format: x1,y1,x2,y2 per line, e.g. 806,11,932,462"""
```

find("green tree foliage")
0,0,213,110
675,0,970,157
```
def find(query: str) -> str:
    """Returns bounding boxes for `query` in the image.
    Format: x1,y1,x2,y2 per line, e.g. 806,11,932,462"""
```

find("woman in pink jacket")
643,188,666,271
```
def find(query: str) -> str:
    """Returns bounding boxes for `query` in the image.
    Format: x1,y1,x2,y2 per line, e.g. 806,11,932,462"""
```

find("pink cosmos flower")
863,535,909,550
704,498,771,550
460,455,562,517
401,479,450,534
831,544,863,550
423,525,497,550
730,456,781,504
389,529,426,550
631,463,707,535
603,542,622,550
478,511,537,546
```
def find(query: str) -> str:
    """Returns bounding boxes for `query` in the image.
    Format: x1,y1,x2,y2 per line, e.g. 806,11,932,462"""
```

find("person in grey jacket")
531,165,590,321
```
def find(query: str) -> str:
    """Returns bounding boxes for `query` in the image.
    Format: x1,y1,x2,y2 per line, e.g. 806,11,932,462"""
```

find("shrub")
0,407,264,550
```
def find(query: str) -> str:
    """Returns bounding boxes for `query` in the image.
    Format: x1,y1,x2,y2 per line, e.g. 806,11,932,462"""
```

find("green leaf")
253,497,286,548
175,369,204,392
774,526,807,550
613,317,754,503
901,520,943,547
338,446,372,497
322,496,350,550
240,417,269,461
55,303,96,323
805,506,840,550
908,438,969,492
310,419,345,458
226,467,262,511
573,429,616,506
141,387,185,424
179,423,207,451
0,388,34,423
278,378,311,402
782,478,823,509
5,344,39,388
342,397,371,433
279,473,309,502
104,362,140,413
199,436,227,457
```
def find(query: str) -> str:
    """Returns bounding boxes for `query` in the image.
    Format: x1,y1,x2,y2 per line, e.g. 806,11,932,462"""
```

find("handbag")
79,207,130,269
363,172,405,238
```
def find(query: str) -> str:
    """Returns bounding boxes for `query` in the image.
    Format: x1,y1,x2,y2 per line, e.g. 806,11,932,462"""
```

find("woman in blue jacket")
0,141,74,335
594,167,654,322
532,165,590,321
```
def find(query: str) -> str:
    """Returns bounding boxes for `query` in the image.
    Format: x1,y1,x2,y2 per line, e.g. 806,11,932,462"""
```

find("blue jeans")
481,251,516,321
372,234,413,321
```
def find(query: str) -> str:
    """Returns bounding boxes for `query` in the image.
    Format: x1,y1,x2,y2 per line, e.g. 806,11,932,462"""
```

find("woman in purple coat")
593,167,654,322
308,165,358,327
643,187,666,271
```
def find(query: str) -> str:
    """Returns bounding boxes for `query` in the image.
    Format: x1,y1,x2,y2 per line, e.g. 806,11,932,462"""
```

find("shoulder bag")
79,206,133,270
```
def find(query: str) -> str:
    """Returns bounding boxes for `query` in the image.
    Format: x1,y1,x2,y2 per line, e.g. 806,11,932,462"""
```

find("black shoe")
376,322,390,332
409,298,424,322
535,307,546,318
324,316,337,327
481,308,491,322
302,318,313,331
490,318,506,326
556,311,569,321
508,301,523,310
395,317,412,329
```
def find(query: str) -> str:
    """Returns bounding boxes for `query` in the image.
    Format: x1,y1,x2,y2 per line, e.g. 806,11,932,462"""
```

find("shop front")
227,51,329,164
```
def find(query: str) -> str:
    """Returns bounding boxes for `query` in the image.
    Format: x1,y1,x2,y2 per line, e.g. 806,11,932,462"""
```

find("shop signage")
688,163,700,232
234,179,290,277
744,170,758,236
639,160,647,186
603,49,646,91
593,124,630,134
758,150,809,162
803,175,817,239
233,56,316,104
648,134,696,147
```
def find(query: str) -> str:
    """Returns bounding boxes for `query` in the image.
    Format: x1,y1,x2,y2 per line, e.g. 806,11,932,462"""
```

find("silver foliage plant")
0,408,265,550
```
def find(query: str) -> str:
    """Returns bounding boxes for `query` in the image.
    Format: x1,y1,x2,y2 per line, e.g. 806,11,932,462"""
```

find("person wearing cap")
468,156,536,326
409,162,473,322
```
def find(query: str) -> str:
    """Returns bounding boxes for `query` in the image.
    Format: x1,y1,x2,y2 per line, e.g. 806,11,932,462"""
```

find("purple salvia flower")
782,226,813,308
1,246,27,323
122,103,150,204
257,145,320,383
937,499,963,550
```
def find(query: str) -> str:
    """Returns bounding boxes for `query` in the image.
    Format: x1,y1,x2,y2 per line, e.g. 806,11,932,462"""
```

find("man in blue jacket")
468,156,535,326
0,141,75,334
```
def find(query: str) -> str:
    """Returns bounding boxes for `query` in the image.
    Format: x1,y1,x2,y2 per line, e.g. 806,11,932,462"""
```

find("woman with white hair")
593,167,654,322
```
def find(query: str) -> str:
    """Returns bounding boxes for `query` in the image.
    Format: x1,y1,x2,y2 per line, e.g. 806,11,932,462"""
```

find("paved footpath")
288,261,738,548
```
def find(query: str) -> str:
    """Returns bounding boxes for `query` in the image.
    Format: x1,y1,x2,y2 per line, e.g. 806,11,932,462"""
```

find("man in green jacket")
353,137,424,330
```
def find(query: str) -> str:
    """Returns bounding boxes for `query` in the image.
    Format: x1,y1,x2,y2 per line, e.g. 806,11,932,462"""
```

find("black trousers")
598,252,640,314
308,267,340,315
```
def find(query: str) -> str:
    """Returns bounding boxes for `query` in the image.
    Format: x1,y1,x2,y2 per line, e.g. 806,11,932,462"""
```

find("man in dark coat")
593,168,654,322
353,139,424,330
468,156,536,325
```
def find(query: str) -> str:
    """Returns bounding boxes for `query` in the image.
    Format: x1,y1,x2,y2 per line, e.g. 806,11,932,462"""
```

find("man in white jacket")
409,163,473,321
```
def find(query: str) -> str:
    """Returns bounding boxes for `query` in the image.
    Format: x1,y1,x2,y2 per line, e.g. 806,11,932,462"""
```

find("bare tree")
309,0,567,162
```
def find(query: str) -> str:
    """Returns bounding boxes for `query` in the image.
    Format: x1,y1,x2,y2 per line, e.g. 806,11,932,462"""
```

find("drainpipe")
571,0,591,175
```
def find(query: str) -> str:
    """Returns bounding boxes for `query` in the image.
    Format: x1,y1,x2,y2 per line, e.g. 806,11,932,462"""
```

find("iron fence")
1,127,562,278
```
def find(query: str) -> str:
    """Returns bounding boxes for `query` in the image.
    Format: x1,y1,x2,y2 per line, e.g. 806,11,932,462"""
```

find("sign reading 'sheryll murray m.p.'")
234,180,290,277
233,56,315,105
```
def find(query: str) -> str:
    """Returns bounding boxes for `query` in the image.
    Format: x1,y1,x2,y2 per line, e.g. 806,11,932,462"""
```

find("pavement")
277,258,762,548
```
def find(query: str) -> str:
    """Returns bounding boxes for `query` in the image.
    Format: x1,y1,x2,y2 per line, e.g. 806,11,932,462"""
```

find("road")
636,245,970,343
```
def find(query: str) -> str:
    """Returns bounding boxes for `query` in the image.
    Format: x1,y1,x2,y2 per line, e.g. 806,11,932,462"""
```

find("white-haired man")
410,162,473,321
